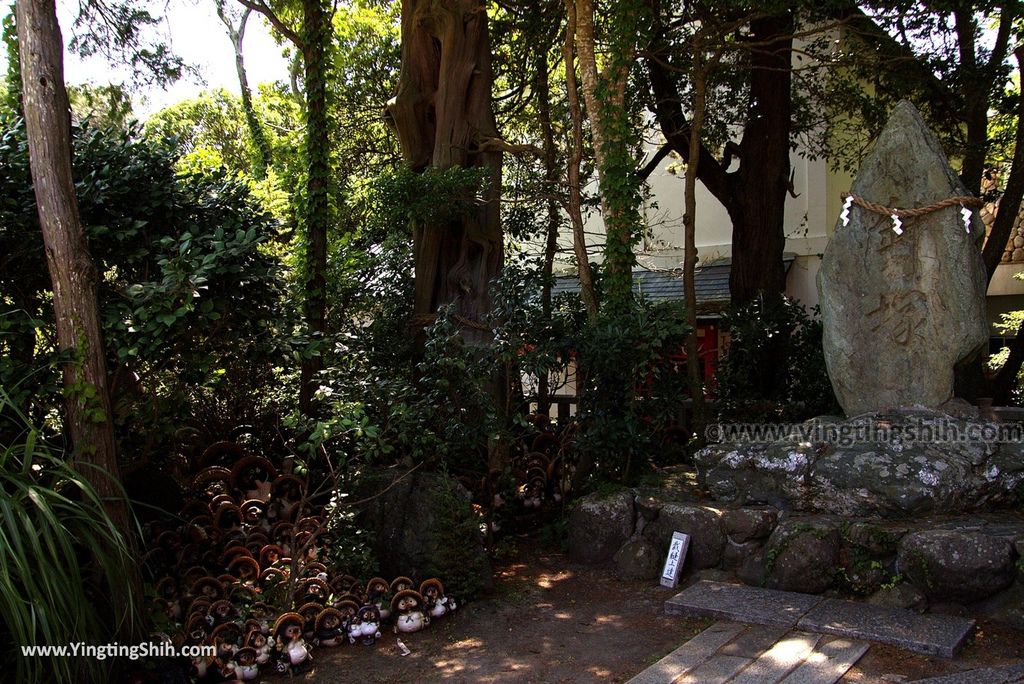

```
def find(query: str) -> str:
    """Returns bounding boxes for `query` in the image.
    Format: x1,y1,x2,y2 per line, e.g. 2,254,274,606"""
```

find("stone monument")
693,102,1024,516
817,100,988,416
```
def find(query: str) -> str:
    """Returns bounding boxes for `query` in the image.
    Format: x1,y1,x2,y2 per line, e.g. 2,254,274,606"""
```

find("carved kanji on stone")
818,101,988,415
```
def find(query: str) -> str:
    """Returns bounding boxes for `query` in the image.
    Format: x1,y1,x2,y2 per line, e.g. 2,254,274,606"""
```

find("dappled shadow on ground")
309,541,708,683
309,540,1024,683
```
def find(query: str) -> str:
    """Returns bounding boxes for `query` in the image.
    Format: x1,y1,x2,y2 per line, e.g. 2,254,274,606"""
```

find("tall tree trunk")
727,12,793,305
387,0,506,468
17,0,127,525
645,6,793,305
389,0,503,337
573,0,639,311
683,44,712,443
562,0,599,319
217,3,272,180
17,0,141,639
536,52,560,418
297,0,331,415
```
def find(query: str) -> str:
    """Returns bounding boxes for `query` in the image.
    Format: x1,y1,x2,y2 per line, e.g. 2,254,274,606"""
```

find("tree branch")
234,0,303,50
644,45,731,205
638,143,671,181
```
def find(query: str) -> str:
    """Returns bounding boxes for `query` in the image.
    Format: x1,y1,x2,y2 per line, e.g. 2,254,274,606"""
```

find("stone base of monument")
566,487,1024,630
696,408,1024,517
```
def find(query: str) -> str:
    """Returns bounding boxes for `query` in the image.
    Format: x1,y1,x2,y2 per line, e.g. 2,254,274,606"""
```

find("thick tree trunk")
388,0,506,469
17,4,143,639
727,13,793,305
646,7,793,305
388,0,503,346
16,0,127,525
297,0,331,414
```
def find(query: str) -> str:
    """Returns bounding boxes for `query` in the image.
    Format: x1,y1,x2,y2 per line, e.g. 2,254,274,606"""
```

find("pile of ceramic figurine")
142,442,456,681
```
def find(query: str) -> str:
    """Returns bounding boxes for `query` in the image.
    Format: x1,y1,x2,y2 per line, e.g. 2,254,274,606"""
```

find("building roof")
552,255,796,314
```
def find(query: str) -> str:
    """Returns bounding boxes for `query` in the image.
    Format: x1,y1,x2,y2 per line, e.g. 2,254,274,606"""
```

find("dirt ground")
308,539,1024,683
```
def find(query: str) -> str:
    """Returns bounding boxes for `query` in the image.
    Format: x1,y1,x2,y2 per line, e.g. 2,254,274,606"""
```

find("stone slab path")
668,581,975,658
665,581,823,628
798,598,975,659
909,664,1024,683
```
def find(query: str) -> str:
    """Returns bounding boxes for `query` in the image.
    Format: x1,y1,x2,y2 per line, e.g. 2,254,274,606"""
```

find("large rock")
897,529,1016,603
613,538,662,580
721,507,779,543
566,490,635,564
975,583,1024,631
697,409,1024,516
764,520,841,593
818,100,987,415
358,470,492,597
868,582,927,613
643,503,724,569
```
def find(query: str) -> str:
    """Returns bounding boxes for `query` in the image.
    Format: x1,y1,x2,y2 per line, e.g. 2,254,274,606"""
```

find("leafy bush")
573,300,692,483
425,471,492,600
715,293,840,423
0,115,297,459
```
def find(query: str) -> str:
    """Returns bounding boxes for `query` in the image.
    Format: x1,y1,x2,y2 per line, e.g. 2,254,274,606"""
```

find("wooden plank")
720,625,791,659
729,631,821,684
778,637,870,684
626,622,746,684
674,655,752,684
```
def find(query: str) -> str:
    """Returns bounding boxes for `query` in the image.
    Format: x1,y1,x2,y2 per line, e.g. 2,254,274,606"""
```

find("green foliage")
68,83,134,130
715,294,840,423
145,85,300,229
574,300,692,483
2,6,18,110
145,89,253,175
361,164,493,231
815,2,1016,174
425,471,491,600
0,390,138,684
302,164,499,467
0,114,296,458
67,0,185,87
323,491,377,579
988,277,1024,404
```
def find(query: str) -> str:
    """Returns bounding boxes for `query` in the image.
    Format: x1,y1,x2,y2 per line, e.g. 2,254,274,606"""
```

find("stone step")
797,598,975,659
665,581,823,628
909,664,1024,683
665,581,977,660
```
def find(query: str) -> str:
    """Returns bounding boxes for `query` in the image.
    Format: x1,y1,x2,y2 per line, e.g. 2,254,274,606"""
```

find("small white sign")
660,531,690,588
